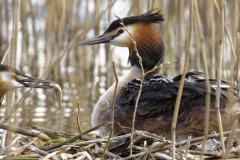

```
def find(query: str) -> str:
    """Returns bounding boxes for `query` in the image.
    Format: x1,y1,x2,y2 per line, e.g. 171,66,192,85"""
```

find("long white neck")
91,66,143,131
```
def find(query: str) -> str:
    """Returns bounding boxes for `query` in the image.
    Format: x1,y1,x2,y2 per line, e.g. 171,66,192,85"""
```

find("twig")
77,102,83,134
101,60,118,159
171,1,193,159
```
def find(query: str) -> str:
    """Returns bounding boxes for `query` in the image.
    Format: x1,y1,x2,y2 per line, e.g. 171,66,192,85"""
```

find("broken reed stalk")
215,0,226,154
101,60,118,159
77,102,83,134
193,0,211,158
223,117,238,160
171,0,193,159
184,136,191,159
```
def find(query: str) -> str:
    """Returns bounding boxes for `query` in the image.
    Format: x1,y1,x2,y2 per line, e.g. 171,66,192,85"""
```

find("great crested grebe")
79,9,240,140
0,64,58,105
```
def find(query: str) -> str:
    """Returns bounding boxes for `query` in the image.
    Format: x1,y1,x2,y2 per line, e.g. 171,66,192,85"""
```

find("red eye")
118,29,124,34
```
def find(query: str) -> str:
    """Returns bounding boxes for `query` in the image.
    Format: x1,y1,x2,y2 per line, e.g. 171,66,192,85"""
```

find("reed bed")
0,0,240,159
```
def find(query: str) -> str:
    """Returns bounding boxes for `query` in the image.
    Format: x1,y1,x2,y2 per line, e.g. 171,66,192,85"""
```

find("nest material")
1,122,240,159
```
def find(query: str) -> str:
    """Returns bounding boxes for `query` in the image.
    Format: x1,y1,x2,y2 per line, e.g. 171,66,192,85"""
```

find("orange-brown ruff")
79,9,240,141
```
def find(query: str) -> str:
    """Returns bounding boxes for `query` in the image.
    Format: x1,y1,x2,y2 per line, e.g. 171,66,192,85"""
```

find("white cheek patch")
1,72,10,82
10,80,24,88
0,72,24,89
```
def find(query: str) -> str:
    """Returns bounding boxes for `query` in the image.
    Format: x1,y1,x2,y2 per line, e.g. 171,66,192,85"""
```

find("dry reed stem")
215,0,226,154
2,0,19,151
184,135,191,159
1,39,11,64
213,0,237,60
77,102,83,134
171,1,193,159
237,32,240,92
223,117,238,160
101,60,118,159
192,1,212,159
223,32,240,160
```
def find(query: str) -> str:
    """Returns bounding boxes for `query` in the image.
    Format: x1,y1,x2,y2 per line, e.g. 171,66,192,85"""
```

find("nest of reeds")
1,122,240,159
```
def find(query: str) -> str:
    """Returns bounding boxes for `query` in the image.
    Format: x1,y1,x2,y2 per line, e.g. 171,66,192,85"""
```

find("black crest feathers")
104,9,164,34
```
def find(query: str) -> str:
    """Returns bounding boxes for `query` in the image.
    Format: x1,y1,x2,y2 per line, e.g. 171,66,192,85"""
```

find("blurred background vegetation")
0,0,239,147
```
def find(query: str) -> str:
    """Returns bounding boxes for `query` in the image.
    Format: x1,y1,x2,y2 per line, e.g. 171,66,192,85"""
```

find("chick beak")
78,34,114,45
16,76,55,89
